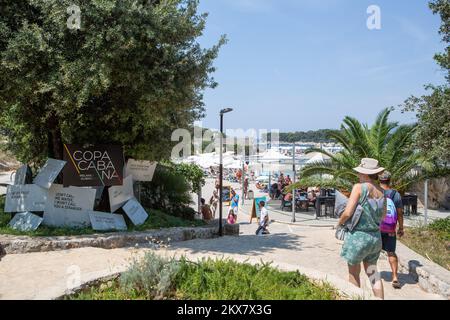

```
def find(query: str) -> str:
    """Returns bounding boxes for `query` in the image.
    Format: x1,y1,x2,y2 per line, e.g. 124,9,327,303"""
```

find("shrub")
119,252,180,299
72,257,339,300
428,217,450,241
140,164,193,216
428,217,450,236
174,258,338,300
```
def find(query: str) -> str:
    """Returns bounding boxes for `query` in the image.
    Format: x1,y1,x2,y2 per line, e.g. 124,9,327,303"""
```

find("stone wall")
409,177,450,210
0,225,220,254
397,242,450,299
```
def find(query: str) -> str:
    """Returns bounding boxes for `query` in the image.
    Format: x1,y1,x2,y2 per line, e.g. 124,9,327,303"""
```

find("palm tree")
300,108,429,193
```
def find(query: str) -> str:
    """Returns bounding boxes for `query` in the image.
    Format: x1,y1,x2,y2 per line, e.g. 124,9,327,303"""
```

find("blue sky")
196,0,447,132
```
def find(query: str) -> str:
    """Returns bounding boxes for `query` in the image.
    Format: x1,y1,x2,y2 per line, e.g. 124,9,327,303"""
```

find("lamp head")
220,108,233,114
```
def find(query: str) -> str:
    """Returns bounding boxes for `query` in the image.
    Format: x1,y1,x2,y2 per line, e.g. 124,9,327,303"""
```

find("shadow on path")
380,271,418,289
171,233,304,256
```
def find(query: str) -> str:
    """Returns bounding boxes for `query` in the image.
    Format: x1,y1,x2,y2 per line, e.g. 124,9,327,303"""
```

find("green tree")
0,0,226,165
400,0,450,164
429,0,450,81
170,162,205,192
402,85,450,164
300,108,429,193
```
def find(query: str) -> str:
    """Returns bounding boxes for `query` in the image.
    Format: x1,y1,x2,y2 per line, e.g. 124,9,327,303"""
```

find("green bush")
119,253,180,299
175,259,338,300
71,256,339,300
140,164,193,217
428,217,450,237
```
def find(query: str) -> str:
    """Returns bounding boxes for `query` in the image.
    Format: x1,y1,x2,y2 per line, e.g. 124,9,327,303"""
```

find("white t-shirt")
260,207,268,226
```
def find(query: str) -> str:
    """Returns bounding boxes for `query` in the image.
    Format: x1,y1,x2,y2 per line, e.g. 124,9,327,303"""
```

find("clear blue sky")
197,0,447,132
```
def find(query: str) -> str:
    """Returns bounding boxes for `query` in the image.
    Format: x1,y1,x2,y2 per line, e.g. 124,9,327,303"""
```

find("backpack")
380,190,398,233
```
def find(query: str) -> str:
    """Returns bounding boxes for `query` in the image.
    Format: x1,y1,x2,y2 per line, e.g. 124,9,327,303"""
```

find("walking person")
379,171,404,289
255,201,270,235
230,189,240,217
244,177,249,199
337,158,387,299
209,190,219,218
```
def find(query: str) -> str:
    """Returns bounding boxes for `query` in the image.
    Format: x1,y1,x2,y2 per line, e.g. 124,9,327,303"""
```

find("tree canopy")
401,0,449,164
429,0,450,81
0,0,226,165
300,108,428,193
267,129,337,143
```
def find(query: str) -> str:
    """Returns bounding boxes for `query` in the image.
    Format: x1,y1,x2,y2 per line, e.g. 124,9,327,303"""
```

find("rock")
410,177,450,209
0,225,219,254
224,223,240,236
0,243,6,260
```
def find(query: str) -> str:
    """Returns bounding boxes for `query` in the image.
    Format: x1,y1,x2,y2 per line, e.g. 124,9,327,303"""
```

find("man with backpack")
379,171,404,289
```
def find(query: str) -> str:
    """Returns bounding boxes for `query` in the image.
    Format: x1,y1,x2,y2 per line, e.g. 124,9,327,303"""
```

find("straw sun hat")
353,158,385,175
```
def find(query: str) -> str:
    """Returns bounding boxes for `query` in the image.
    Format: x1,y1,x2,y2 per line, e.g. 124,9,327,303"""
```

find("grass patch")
0,195,205,237
70,253,340,300
400,217,450,270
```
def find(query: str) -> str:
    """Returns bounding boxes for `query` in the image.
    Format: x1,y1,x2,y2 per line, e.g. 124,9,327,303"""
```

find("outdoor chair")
324,197,336,218
280,198,293,211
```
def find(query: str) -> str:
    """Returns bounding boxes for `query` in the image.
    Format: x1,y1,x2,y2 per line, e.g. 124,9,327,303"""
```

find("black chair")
324,197,336,218
402,195,418,216
315,196,335,217
280,197,293,211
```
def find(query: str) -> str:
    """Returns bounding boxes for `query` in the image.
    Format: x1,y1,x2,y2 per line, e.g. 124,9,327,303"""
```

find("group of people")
269,173,293,199
202,158,404,300
200,189,219,222
337,158,404,299
200,185,241,225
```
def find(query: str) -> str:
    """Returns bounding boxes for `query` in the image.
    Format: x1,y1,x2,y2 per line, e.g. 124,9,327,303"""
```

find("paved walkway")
0,178,445,300
0,216,443,300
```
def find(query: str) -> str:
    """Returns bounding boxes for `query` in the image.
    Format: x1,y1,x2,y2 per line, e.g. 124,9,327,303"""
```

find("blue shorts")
381,232,397,253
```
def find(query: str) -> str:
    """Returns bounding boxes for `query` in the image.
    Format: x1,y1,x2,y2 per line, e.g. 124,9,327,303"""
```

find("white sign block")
89,211,127,231
43,209,91,228
14,164,32,185
33,158,67,189
125,159,157,182
4,184,48,212
108,175,134,212
43,184,96,228
9,212,43,232
122,198,148,226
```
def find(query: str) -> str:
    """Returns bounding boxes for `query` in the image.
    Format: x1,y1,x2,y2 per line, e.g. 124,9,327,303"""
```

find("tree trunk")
47,114,64,183
47,114,63,160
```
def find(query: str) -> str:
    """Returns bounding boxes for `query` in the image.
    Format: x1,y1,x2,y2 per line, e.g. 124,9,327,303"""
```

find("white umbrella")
224,160,242,169
306,152,329,164
258,149,290,163
256,175,269,183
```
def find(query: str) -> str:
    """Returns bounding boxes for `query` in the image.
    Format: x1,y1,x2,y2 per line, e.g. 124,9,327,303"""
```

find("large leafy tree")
402,85,449,164
429,0,450,81
401,0,449,164
0,0,225,165
300,108,427,193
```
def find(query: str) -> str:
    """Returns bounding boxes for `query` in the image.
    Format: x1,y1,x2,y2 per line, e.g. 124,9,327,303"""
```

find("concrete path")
0,213,443,300
0,178,445,300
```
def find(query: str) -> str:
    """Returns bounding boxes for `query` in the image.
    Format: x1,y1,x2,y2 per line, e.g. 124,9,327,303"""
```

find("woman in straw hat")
337,158,387,299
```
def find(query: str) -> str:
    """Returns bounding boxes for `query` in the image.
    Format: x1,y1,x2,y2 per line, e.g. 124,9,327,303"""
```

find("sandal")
392,280,401,289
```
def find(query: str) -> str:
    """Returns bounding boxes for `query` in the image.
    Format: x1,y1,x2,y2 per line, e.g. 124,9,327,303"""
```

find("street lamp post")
219,108,233,236
292,143,296,223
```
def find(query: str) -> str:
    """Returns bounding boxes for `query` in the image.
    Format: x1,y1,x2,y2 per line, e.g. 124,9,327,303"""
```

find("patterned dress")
341,183,385,265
